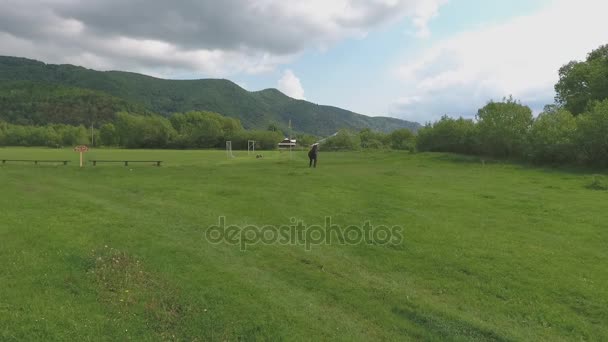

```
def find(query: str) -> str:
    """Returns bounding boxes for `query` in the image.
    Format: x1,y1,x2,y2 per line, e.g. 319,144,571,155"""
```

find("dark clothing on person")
309,155,317,168
308,145,318,168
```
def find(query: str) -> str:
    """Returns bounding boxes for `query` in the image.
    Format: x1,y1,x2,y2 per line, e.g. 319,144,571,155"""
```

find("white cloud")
0,0,446,77
409,0,447,38
392,0,608,122
278,69,306,99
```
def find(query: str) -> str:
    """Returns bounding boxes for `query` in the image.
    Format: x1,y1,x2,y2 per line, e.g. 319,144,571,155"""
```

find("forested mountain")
0,56,420,135
0,81,150,126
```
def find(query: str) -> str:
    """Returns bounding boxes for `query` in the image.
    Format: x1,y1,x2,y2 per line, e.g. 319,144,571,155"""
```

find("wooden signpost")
73,145,89,167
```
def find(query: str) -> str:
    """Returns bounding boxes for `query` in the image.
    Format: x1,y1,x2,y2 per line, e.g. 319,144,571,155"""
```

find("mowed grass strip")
0,147,606,341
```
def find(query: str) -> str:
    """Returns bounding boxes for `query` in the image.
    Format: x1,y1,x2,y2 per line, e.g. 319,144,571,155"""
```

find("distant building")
278,138,297,149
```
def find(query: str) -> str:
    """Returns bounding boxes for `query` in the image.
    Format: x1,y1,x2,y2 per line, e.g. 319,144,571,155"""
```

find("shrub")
115,112,176,148
359,128,389,149
575,99,608,167
416,116,479,154
476,97,533,159
389,129,416,151
100,123,119,146
527,108,577,163
321,129,361,151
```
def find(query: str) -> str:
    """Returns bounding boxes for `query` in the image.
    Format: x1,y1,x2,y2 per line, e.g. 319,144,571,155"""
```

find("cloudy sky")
0,0,606,123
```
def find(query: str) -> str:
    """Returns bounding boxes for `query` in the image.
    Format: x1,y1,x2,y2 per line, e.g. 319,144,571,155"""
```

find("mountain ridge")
0,55,421,135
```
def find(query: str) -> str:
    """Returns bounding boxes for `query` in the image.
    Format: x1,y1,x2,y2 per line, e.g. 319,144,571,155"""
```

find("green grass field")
0,147,606,341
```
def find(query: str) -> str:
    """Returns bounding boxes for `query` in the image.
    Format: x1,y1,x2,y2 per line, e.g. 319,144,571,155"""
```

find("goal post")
247,140,256,155
226,141,235,159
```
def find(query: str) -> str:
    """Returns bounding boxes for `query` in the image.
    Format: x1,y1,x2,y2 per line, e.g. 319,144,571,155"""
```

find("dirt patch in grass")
87,247,193,340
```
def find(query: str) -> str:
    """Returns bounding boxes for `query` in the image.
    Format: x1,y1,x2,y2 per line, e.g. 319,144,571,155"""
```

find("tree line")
320,128,416,151
416,44,608,167
0,121,90,147
1,44,606,165
416,98,608,167
0,111,288,150
0,111,416,152
100,111,290,150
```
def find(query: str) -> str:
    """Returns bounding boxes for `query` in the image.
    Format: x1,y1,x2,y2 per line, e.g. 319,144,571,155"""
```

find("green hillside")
0,81,150,126
0,56,420,135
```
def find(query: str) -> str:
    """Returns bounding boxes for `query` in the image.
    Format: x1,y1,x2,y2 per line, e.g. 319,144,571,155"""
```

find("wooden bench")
1,159,70,165
90,160,162,167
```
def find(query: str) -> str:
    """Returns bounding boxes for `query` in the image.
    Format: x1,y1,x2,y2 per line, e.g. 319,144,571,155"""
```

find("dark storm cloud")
52,0,424,53
52,0,306,54
0,0,443,76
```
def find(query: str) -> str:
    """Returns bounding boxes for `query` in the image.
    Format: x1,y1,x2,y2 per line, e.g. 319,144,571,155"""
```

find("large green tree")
115,112,175,148
169,111,243,148
527,107,577,163
555,44,608,115
476,97,533,158
416,116,479,154
359,128,389,149
99,123,119,146
389,128,416,151
576,99,608,166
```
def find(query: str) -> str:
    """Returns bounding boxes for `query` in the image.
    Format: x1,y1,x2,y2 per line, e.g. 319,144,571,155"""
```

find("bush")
115,112,176,148
359,128,389,149
100,123,119,146
169,111,243,148
476,97,533,159
576,99,608,167
0,121,89,147
389,129,416,151
321,129,361,151
527,108,577,163
416,116,479,154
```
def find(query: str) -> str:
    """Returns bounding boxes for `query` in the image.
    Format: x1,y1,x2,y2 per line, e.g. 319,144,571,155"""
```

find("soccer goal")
247,140,256,155
226,141,235,159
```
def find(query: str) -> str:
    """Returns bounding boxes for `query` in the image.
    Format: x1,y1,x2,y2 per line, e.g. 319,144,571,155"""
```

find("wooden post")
74,145,89,168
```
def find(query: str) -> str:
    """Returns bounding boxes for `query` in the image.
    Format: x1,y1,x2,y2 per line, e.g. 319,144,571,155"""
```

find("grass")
586,175,608,191
0,147,606,341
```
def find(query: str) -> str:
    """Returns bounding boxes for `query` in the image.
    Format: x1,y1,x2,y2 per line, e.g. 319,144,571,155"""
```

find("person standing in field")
308,143,319,168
